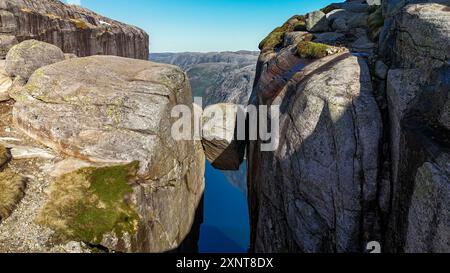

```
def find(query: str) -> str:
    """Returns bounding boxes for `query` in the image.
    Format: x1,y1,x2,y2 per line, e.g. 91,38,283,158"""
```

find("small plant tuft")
296,41,330,59
0,169,26,222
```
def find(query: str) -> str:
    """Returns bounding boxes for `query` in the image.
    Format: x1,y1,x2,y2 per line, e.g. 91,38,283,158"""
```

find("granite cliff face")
0,0,149,59
244,0,449,253
150,51,257,106
379,0,450,253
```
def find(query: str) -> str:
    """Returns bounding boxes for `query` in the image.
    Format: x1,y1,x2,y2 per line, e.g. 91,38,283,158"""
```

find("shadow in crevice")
248,53,384,253
169,195,204,253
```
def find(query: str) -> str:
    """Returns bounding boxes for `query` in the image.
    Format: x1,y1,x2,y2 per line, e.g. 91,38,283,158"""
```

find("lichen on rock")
37,162,140,245
5,39,65,80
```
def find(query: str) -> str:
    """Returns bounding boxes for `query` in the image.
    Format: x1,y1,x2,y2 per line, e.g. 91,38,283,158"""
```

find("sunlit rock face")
0,55,204,253
0,0,149,59
381,1,450,253
247,0,450,253
248,52,382,253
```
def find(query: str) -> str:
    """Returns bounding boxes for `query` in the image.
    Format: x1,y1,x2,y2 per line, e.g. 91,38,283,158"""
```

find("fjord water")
199,162,250,253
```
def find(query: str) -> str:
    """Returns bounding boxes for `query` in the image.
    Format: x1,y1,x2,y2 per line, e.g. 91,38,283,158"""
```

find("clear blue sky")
66,0,342,53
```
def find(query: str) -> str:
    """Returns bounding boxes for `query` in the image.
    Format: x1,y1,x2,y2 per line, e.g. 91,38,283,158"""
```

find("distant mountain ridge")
150,51,258,70
150,51,257,106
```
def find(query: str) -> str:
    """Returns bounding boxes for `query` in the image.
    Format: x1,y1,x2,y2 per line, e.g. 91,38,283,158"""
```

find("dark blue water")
198,162,250,253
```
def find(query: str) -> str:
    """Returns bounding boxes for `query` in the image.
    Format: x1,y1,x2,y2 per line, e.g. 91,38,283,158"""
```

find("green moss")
258,28,286,52
296,41,330,59
259,15,306,52
38,162,140,244
368,7,384,41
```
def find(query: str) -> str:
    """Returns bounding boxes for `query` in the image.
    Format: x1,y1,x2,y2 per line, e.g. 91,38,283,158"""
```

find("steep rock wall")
0,0,149,59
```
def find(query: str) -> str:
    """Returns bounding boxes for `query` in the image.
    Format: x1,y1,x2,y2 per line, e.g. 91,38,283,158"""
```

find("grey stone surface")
201,103,245,171
404,155,450,253
1,0,149,59
0,34,18,59
11,55,205,252
283,31,309,47
313,32,346,44
375,60,388,79
392,3,450,69
5,40,65,80
248,52,382,252
306,10,330,32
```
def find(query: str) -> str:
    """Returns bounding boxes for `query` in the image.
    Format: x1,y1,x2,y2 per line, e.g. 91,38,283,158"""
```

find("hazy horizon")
66,0,342,53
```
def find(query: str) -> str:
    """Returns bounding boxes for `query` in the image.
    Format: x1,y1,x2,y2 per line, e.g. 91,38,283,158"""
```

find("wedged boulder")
5,40,65,80
248,52,382,252
306,11,330,32
202,103,245,171
12,55,205,252
0,0,149,59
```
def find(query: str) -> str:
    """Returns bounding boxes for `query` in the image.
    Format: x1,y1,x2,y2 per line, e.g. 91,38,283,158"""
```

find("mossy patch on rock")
0,169,26,222
37,162,140,245
296,41,330,59
259,15,306,52
368,7,384,41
